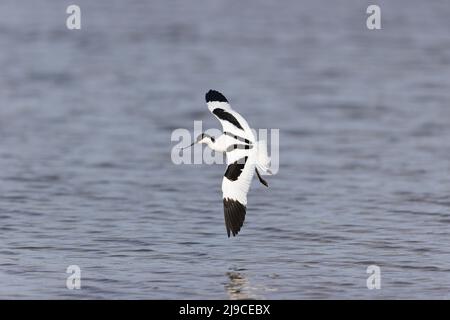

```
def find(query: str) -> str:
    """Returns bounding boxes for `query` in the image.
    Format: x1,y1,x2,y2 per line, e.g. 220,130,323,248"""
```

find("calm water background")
0,0,450,299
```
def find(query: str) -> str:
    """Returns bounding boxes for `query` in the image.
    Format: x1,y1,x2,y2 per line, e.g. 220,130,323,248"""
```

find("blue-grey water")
1,0,450,299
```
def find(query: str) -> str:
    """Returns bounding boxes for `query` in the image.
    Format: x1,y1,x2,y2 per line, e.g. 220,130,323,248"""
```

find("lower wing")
221,153,256,237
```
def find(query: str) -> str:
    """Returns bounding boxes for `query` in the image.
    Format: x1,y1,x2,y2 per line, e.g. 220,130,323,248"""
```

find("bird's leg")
255,168,269,187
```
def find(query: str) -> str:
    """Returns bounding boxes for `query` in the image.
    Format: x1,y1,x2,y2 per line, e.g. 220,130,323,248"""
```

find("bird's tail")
255,140,272,175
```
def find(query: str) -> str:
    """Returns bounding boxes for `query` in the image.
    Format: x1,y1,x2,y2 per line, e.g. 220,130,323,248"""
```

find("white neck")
202,137,226,152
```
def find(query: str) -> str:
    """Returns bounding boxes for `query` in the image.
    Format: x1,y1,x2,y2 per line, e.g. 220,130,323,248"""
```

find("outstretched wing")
205,90,257,237
206,90,255,143
221,154,256,237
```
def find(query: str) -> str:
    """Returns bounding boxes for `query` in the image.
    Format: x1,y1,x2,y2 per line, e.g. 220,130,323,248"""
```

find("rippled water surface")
1,0,450,299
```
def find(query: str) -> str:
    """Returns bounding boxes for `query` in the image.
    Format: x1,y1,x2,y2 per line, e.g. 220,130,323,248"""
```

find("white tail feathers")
255,140,272,175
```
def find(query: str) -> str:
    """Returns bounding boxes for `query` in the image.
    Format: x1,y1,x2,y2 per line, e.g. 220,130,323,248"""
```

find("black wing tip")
206,90,228,103
223,198,246,237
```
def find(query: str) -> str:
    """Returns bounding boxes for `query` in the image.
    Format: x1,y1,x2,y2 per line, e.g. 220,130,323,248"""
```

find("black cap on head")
205,90,228,103
196,133,204,141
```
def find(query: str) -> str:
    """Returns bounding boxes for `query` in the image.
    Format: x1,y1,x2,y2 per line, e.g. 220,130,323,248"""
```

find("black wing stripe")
223,198,246,237
212,108,244,130
225,144,253,152
224,156,248,181
223,132,252,145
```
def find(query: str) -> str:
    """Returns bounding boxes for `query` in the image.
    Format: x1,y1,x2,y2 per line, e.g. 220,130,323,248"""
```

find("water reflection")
225,270,261,300
225,271,251,300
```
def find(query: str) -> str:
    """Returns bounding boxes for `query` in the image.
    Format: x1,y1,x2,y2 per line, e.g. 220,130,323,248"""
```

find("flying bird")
182,90,272,237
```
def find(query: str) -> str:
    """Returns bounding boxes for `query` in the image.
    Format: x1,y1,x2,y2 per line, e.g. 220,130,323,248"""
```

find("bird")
181,90,272,237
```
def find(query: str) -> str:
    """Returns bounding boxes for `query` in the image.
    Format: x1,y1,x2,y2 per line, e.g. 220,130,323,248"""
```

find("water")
1,0,450,299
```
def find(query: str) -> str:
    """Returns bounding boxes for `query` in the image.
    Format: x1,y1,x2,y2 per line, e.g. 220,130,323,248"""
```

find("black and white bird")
182,90,272,237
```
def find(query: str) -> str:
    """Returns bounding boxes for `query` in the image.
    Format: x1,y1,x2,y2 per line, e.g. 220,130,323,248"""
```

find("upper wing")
221,154,256,237
205,90,256,143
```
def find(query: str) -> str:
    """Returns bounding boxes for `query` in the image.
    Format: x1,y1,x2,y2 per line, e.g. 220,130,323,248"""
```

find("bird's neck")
205,138,225,152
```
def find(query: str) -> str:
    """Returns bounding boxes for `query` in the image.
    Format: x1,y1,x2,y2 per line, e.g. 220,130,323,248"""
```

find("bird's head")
195,133,215,145
180,133,215,150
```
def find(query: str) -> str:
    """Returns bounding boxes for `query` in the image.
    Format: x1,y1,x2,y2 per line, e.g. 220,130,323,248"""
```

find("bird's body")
184,90,271,237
